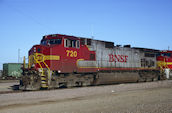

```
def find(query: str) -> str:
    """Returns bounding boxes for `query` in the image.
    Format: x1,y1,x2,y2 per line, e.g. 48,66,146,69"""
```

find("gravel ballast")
0,80,172,113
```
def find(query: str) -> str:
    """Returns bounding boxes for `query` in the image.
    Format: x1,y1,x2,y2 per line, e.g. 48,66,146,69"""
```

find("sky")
0,0,172,69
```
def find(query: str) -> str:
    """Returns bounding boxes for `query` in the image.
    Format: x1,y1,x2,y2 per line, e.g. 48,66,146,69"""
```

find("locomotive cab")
27,34,95,73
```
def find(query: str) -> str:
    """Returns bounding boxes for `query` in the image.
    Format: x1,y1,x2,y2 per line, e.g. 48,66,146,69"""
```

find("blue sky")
0,0,172,69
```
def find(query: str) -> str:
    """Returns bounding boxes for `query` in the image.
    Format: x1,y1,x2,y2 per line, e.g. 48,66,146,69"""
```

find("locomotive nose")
32,45,42,53
28,45,45,68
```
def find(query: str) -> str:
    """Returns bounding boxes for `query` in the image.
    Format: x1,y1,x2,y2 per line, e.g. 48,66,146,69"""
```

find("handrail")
42,61,51,85
28,53,60,87
34,53,51,87
157,58,169,74
28,56,31,68
33,55,44,76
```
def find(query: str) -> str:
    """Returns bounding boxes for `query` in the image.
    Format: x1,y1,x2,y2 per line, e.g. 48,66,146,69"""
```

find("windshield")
162,53,171,57
157,53,171,57
41,39,62,45
41,40,47,45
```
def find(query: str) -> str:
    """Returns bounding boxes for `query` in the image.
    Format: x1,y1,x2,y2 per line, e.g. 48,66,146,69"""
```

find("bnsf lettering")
109,54,128,63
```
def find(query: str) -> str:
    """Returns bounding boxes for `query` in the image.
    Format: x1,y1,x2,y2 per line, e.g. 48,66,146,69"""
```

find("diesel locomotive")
20,34,165,90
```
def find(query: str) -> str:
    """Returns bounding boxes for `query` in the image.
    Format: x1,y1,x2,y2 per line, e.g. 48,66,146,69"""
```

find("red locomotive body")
157,51,172,69
20,34,162,90
28,34,96,73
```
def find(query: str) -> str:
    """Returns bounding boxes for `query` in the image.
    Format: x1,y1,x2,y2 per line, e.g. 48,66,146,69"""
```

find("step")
41,77,47,80
41,74,46,77
41,81,47,84
41,84,48,88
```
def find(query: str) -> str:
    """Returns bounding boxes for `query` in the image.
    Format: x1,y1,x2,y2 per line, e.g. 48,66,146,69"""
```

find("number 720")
66,50,77,57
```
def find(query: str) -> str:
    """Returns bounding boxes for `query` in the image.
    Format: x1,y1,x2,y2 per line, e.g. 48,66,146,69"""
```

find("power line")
5,3,56,32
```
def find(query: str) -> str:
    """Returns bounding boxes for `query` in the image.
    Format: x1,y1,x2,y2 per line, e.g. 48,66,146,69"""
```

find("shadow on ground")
10,85,19,90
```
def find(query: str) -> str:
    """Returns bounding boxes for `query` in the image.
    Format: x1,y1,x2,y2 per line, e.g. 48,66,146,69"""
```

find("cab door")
62,38,80,73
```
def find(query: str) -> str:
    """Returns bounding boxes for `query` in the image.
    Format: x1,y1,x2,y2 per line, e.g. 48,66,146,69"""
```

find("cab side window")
64,39,80,48
76,40,80,48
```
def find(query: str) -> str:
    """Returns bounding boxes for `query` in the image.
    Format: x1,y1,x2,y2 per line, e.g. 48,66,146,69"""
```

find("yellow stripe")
41,84,48,88
41,81,47,84
41,77,47,80
86,45,91,51
29,53,60,63
157,61,172,65
78,66,156,69
76,59,84,68
167,62,172,65
45,55,60,61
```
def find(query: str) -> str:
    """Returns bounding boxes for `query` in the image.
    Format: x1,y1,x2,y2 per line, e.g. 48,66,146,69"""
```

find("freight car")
3,63,23,79
20,34,162,90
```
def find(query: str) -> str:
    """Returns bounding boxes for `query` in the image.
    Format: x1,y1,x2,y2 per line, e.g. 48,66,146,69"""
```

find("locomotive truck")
20,34,163,90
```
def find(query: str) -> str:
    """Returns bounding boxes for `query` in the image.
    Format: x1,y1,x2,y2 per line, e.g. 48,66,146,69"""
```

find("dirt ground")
0,80,172,113
0,80,19,92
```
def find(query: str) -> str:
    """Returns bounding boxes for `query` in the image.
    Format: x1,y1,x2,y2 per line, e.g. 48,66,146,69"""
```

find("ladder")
40,69,48,88
33,54,51,89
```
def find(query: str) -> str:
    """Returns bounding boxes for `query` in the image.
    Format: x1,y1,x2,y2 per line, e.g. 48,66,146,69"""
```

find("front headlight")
34,47,36,53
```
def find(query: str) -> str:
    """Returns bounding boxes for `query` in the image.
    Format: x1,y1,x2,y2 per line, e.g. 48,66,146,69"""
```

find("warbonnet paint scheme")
20,34,164,90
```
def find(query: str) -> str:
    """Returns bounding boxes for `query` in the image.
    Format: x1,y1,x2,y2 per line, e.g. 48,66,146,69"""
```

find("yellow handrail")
23,56,26,69
28,56,30,68
28,52,60,87
42,61,51,84
33,55,44,76
157,58,169,74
